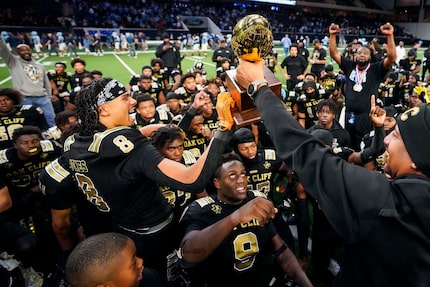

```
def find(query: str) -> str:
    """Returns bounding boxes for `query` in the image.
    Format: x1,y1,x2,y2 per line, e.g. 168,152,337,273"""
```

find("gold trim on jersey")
158,109,169,121
264,149,276,160
45,158,70,182
182,150,197,166
250,190,267,199
88,126,130,153
40,140,55,152
195,196,215,207
0,149,8,164
63,135,75,152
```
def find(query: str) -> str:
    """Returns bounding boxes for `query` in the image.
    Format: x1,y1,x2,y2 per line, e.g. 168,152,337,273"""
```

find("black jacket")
254,85,430,287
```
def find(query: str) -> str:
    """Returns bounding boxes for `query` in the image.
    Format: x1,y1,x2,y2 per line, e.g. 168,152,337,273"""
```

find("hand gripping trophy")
226,14,282,127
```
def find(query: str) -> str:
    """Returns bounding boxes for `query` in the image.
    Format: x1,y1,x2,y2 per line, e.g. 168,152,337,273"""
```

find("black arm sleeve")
178,106,197,131
360,126,385,163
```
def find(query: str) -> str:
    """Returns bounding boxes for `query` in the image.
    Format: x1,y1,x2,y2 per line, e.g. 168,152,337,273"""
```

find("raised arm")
380,23,396,70
156,129,228,186
328,23,341,65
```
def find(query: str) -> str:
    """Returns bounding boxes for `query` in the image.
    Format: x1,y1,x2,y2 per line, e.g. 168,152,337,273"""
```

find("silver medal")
353,84,362,92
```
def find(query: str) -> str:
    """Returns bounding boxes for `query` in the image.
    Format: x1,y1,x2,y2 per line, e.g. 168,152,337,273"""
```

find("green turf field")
0,46,424,90
0,48,224,89
0,47,302,90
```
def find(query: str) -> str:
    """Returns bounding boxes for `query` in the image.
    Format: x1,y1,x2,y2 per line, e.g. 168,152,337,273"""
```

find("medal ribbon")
354,64,370,86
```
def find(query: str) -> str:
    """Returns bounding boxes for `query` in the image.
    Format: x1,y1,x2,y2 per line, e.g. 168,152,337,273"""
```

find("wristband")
273,242,288,258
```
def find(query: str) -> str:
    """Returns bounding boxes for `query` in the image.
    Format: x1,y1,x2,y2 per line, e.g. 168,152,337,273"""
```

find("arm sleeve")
253,85,391,242
360,126,385,163
178,106,197,131
0,38,13,66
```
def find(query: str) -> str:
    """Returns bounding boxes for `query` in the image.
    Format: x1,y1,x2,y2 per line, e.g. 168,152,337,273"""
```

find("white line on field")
184,56,216,67
113,53,137,75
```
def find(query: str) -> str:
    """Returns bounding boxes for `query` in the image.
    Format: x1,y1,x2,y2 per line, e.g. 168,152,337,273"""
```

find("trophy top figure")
231,14,274,62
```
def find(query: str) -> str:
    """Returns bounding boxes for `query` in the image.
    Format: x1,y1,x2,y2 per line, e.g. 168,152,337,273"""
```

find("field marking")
184,55,216,67
113,53,137,75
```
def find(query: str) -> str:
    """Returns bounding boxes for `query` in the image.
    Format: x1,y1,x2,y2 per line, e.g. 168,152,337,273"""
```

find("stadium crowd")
0,4,429,287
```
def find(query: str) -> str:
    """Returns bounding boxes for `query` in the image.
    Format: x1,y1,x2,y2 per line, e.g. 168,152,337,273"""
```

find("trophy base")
225,66,282,127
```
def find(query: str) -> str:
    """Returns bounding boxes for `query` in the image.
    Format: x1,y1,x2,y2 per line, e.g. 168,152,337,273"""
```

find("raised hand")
329,23,340,35
216,91,235,130
380,22,394,36
231,197,277,227
369,95,386,128
235,59,266,90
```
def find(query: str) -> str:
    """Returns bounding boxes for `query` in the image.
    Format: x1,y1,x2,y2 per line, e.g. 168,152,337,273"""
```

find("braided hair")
151,124,186,150
76,77,112,136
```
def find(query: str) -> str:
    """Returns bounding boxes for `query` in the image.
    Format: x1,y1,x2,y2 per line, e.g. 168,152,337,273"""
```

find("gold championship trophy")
226,14,282,127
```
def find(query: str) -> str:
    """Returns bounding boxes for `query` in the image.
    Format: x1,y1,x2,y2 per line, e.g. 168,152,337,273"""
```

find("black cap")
162,33,169,39
303,80,317,90
397,104,430,176
165,92,182,101
229,128,255,153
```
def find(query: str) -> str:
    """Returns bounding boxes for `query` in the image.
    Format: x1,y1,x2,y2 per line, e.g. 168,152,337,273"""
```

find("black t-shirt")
280,55,308,80
340,57,388,114
310,47,327,76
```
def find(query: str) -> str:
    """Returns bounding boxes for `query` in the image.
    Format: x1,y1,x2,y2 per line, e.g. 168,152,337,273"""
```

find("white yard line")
113,53,138,75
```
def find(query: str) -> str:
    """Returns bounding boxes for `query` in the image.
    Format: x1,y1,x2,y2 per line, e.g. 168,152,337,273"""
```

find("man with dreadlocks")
39,77,232,279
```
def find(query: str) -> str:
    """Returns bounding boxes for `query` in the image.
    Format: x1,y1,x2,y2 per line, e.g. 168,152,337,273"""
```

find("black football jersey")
202,109,219,136
0,140,62,220
242,149,283,198
134,109,172,129
0,105,50,150
159,150,199,219
39,127,173,229
180,191,278,286
183,133,208,159
47,70,72,94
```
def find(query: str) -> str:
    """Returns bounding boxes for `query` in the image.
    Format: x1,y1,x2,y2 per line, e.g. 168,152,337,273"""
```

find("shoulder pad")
66,72,73,77
157,109,169,121
40,140,55,152
0,149,10,165
194,196,215,207
43,158,70,183
20,105,33,111
182,150,197,166
35,106,44,115
156,104,168,112
151,82,159,89
42,126,62,140
264,149,277,160
47,69,55,75
175,87,186,95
